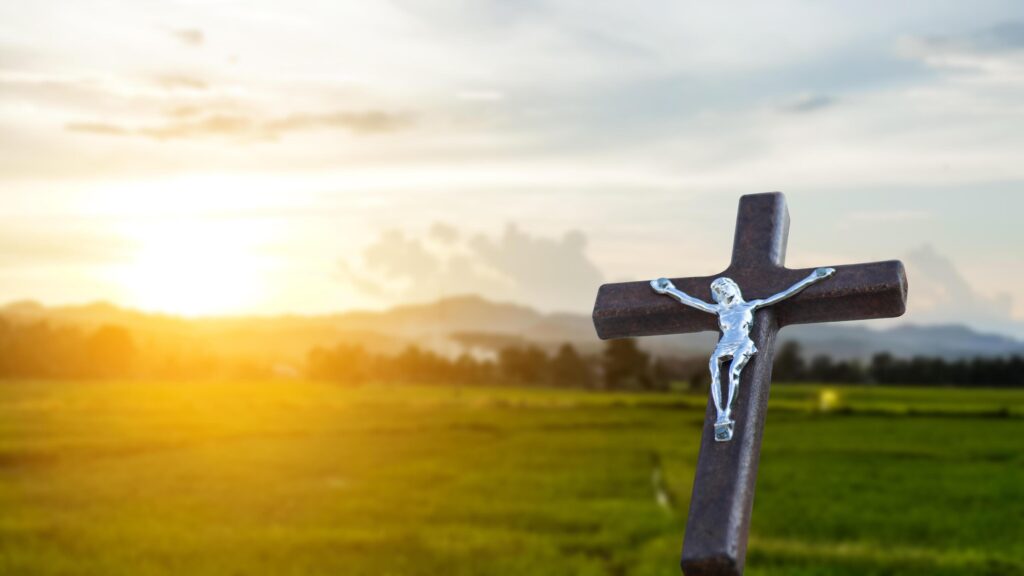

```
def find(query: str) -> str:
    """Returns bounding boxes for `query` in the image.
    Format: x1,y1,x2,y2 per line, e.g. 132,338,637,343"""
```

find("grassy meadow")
0,381,1021,576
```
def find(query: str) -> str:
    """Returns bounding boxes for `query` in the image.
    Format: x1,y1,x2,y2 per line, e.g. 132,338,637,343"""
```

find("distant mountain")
778,323,1024,361
2,296,1022,363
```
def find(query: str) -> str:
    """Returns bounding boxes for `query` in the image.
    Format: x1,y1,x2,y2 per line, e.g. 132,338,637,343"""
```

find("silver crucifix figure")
651,267,836,441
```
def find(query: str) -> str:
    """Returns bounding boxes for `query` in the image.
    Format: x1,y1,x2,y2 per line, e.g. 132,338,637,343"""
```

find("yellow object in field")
819,388,841,412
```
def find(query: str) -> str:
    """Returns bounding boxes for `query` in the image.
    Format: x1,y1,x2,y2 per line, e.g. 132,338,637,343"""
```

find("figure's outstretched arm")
650,278,718,314
754,267,835,308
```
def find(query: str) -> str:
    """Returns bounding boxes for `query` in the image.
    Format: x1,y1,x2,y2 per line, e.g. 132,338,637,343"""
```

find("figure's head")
710,277,742,304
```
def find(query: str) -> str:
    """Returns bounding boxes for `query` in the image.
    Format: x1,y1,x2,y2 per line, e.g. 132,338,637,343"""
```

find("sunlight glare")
118,219,274,317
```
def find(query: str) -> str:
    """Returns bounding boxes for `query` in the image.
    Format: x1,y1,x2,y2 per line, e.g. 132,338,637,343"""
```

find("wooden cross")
592,192,908,576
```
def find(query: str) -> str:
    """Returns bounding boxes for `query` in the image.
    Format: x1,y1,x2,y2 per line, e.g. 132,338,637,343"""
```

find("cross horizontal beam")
593,260,907,340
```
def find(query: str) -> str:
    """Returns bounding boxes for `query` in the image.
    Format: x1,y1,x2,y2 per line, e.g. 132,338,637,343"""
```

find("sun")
117,218,271,317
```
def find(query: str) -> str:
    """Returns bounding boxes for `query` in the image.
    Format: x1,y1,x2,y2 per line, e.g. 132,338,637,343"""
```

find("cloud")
467,225,602,310
166,105,203,118
336,261,386,297
0,42,41,69
264,111,411,135
429,222,460,244
65,116,249,139
846,210,933,224
64,110,413,141
340,223,604,312
65,121,129,136
0,227,132,266
986,21,1024,49
916,21,1024,54
154,75,208,91
455,89,505,102
170,28,204,47
0,71,114,109
898,21,1024,72
363,229,443,279
779,93,836,114
0,71,215,114
138,114,253,139
904,244,1018,335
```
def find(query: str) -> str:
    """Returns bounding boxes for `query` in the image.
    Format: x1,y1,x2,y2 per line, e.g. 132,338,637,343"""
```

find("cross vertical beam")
681,194,787,576
729,192,789,270
681,311,776,576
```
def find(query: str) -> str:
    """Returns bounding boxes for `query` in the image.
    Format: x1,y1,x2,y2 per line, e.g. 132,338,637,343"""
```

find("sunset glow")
117,218,271,316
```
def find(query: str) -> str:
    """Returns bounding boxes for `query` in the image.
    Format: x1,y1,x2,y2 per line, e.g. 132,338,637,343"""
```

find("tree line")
0,318,680,387
772,341,1024,387
0,320,137,378
308,338,692,391
0,319,267,379
2,318,1023,388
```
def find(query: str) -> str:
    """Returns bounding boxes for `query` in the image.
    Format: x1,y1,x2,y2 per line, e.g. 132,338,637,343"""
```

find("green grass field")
0,381,1021,575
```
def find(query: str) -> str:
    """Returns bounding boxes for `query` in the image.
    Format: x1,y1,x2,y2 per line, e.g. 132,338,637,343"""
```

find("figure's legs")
726,348,753,421
710,353,733,441
708,355,723,416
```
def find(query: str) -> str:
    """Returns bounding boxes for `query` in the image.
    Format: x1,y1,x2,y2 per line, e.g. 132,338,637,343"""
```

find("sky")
1,1,1023,336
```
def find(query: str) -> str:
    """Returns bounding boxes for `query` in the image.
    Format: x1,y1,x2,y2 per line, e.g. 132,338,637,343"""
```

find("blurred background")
1,2,1022,575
